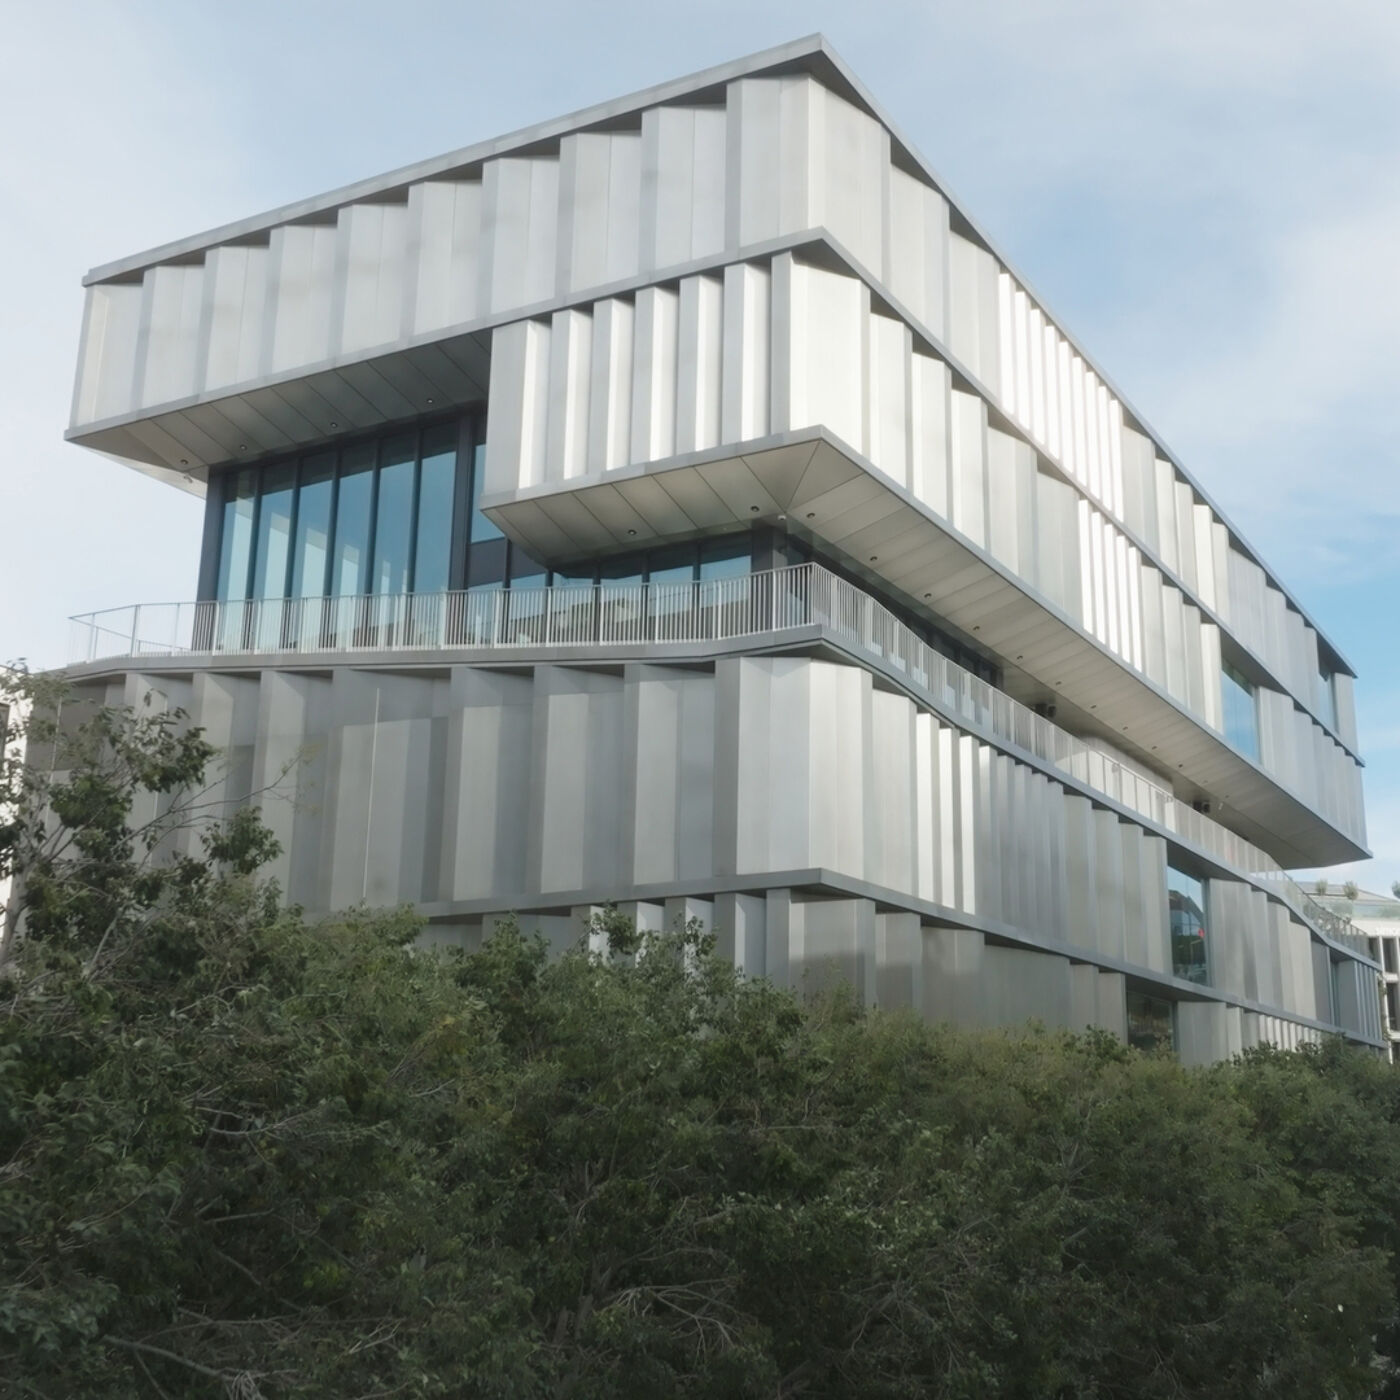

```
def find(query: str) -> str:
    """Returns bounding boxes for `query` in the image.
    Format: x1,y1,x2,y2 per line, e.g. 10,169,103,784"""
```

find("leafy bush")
3,689,1398,1398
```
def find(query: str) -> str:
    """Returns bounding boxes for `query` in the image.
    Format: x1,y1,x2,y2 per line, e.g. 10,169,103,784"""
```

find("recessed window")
211,422,466,605
1168,864,1209,984
1127,991,1174,1053
1221,660,1259,762
1317,666,1337,731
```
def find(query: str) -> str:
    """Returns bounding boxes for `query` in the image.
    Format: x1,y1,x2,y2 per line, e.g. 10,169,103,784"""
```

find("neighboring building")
60,36,1378,1062
1315,888,1400,1059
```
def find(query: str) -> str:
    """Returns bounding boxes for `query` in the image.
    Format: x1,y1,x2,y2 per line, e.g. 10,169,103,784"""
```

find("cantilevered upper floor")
65,35,1365,868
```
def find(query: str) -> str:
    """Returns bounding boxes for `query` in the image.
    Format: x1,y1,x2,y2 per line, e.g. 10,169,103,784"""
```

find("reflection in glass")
470,441,502,542
217,471,256,601
333,445,375,597
291,455,334,598
647,549,696,639
699,537,751,580
1317,668,1337,731
698,536,752,637
462,581,503,645
1126,992,1174,1053
216,470,257,649
1168,864,1209,984
252,464,295,599
373,435,416,596
414,426,457,595
290,454,333,648
503,547,549,643
1221,661,1259,762
251,463,294,648
467,537,508,591
597,556,643,640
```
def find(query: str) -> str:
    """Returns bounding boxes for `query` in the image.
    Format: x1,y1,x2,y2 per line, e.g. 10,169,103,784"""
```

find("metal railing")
68,564,1369,957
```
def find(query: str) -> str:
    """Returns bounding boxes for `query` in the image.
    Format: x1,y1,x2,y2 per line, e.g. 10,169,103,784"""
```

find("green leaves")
3,685,1400,1395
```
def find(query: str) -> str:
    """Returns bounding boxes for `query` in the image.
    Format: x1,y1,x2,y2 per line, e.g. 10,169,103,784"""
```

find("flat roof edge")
81,33,840,287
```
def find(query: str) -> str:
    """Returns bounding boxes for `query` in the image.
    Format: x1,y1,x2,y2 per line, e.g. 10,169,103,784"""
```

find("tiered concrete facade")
63,37,1377,1060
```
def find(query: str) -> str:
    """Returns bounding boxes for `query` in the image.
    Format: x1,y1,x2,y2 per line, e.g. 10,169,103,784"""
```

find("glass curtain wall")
1167,864,1209,984
210,419,466,649
208,420,1005,673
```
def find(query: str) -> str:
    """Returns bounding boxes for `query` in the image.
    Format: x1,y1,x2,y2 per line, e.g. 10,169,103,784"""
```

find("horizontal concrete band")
406,868,1384,1054
63,624,1369,963
67,215,1355,715
62,650,1381,1056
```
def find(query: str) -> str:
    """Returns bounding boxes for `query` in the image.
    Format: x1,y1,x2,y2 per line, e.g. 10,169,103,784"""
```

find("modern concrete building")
61,36,1378,1061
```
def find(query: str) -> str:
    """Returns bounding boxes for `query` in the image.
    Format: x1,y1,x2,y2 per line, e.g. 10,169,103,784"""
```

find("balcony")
68,562,1370,962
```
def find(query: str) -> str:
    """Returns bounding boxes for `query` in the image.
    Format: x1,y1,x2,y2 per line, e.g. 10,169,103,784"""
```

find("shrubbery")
3,691,1399,1398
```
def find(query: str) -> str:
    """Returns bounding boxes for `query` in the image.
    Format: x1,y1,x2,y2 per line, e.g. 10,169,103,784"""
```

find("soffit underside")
480,433,1365,869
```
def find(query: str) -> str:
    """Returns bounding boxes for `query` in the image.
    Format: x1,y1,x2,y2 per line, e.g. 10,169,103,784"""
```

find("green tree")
3,681,1399,1397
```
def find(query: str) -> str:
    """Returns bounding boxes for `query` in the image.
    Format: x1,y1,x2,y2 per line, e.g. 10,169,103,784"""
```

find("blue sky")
1,0,1395,888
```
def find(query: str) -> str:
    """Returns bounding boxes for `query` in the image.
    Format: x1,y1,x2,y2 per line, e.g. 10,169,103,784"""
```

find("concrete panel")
479,155,560,313
909,352,951,518
876,911,921,1011
203,246,269,393
406,179,482,335
922,926,987,1027
586,298,635,472
640,103,726,270
336,203,407,356
440,669,535,902
721,262,771,442
885,165,948,339
675,273,724,452
714,891,766,975
630,285,679,463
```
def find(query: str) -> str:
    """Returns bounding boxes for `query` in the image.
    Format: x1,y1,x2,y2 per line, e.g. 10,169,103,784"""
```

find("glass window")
470,441,502,542
210,417,480,617
251,462,295,601
647,545,698,585
372,433,417,596
1317,667,1337,731
508,545,547,588
1168,864,1209,984
1126,992,1174,1054
291,454,334,598
332,444,375,597
598,556,644,587
467,536,508,591
414,425,457,594
217,470,256,601
1221,660,1259,762
699,536,751,580
551,561,597,586
647,546,698,637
